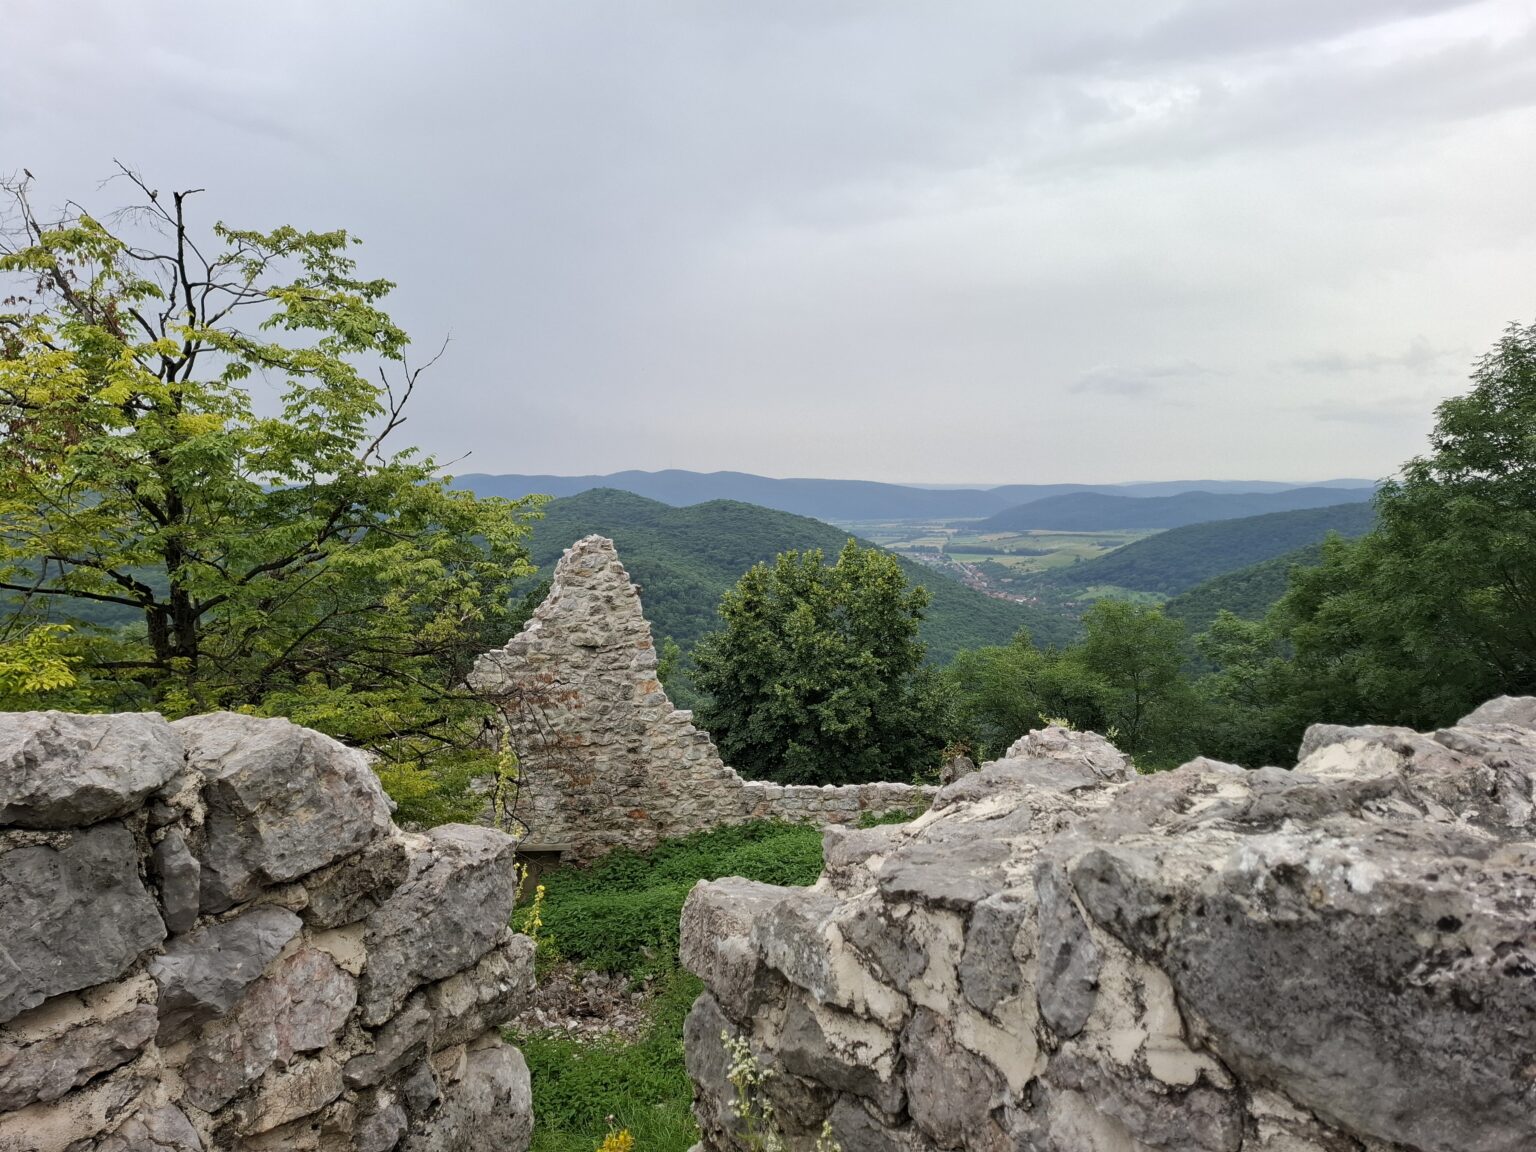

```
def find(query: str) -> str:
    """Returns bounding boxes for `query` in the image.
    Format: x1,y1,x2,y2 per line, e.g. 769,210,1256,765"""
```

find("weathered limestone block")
0,707,533,1152
300,830,410,929
0,975,157,1112
93,1103,204,1151
424,930,535,1050
0,1051,156,1152
181,945,357,1112
401,1035,533,1152
360,824,520,1026
0,823,166,1024
0,711,183,829
682,709,1536,1152
149,906,303,1044
176,713,394,912
345,994,433,1090
153,827,202,934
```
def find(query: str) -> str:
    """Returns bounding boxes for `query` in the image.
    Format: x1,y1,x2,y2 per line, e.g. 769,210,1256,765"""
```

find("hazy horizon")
5,2,1533,482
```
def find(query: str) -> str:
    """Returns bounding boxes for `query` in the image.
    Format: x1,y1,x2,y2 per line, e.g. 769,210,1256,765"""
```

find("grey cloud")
1291,340,1465,375
0,1,1532,483
1071,363,1214,395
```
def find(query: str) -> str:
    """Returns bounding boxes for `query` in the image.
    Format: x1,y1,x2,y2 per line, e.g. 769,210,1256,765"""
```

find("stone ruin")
469,536,935,863
681,699,1536,1152
0,710,534,1152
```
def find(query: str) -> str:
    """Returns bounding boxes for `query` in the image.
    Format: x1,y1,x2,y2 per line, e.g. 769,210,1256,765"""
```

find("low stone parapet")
0,710,535,1152
681,705,1536,1152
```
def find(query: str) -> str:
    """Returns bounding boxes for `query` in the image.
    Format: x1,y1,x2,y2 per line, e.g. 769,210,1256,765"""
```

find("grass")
511,821,827,1152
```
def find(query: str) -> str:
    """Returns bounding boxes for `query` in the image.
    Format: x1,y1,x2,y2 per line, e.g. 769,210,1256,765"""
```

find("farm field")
843,519,1159,574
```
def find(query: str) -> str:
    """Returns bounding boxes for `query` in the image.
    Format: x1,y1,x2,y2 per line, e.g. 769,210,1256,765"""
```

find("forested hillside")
1162,545,1326,635
978,485,1374,531
523,489,1071,658
1027,502,1377,596
457,470,1374,523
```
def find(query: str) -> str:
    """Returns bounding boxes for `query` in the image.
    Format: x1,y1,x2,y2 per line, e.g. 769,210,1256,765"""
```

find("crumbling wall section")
0,710,535,1152
681,701,1536,1152
469,536,934,863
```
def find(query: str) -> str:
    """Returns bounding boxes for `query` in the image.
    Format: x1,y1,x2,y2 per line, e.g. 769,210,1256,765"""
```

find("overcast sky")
4,1,1535,484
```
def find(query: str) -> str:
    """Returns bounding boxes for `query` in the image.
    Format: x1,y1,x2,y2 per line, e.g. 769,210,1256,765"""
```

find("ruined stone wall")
0,710,535,1152
681,700,1536,1152
469,536,934,863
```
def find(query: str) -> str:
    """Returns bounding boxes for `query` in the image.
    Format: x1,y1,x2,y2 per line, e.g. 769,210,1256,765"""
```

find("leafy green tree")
1275,319,1536,730
0,169,539,821
691,540,950,784
1073,599,1199,766
945,631,1103,760
1190,610,1297,766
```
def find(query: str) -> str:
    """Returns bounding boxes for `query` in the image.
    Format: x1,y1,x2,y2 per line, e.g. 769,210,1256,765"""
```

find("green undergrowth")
511,821,828,1152
520,821,826,978
514,969,702,1152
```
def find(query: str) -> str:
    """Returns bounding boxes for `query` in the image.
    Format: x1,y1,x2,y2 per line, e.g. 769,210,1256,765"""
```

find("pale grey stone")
401,1038,532,1152
152,828,200,935
148,905,302,1044
300,832,409,929
175,712,393,912
1459,695,1536,730
424,930,534,1050
1032,866,1099,1037
345,995,432,1089
93,1103,204,1151
0,710,183,829
181,945,356,1112
0,999,156,1111
360,824,520,1026
0,823,165,1024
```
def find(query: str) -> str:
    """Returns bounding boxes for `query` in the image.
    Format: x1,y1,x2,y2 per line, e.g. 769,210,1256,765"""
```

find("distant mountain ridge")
1025,502,1377,597
977,486,1375,532
522,488,1074,660
454,469,1376,523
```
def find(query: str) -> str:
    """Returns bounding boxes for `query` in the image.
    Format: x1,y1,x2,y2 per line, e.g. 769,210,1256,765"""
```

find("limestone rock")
0,823,166,1024
0,976,157,1111
149,905,302,1044
683,701,1536,1152
182,945,356,1112
0,710,183,829
360,824,520,1026
1459,695,1536,730
93,1104,204,1151
401,1036,532,1152
176,712,393,912
300,830,410,930
424,930,535,1050
153,828,201,934
345,994,432,1089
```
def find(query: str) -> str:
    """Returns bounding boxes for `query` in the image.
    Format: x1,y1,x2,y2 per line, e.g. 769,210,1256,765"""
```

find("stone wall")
469,536,934,863
680,700,1536,1152
0,710,535,1152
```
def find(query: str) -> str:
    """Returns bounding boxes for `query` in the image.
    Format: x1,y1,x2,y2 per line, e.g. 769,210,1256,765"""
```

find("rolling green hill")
1026,502,1377,597
524,489,1071,659
1163,545,1328,635
456,470,1375,524
977,486,1374,532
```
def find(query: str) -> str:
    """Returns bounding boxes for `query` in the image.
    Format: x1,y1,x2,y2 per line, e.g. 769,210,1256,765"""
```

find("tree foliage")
0,169,539,820
1274,319,1536,732
691,540,950,784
